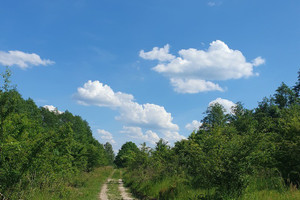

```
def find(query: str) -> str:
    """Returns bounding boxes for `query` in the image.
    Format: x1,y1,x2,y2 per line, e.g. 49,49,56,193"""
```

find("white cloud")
97,129,116,144
74,80,179,131
170,78,223,93
0,50,54,69
121,126,160,145
75,80,186,143
43,105,63,114
139,44,175,62
208,98,236,114
140,40,264,93
121,126,185,144
74,80,134,107
116,102,179,130
252,56,265,66
162,130,186,142
185,120,202,131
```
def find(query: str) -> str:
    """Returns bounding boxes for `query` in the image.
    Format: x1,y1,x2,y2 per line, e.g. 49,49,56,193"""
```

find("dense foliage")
117,71,300,199
0,68,113,199
114,141,139,168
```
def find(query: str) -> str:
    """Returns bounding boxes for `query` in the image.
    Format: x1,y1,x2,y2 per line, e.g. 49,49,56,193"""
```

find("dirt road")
118,178,135,200
99,170,136,200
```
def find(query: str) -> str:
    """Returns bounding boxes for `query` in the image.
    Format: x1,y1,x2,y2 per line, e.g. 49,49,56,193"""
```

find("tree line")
115,70,300,199
0,68,114,199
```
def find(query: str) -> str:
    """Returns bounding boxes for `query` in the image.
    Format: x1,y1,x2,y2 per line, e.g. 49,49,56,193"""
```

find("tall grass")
123,173,211,200
241,189,300,200
123,169,300,200
241,170,300,200
16,166,113,200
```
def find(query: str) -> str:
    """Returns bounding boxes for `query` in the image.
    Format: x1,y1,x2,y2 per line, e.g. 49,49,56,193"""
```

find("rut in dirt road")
118,178,135,200
99,178,109,200
99,169,136,200
99,170,115,200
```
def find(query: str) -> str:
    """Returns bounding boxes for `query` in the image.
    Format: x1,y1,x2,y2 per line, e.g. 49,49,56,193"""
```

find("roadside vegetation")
1,66,300,199
28,166,113,200
116,70,300,199
0,67,115,199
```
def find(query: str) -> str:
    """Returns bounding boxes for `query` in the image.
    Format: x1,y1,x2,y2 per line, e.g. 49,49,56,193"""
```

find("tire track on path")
118,178,135,200
99,169,137,200
99,169,115,200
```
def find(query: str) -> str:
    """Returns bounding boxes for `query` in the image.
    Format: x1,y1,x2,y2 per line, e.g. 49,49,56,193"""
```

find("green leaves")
0,70,113,198
121,71,300,199
114,142,139,168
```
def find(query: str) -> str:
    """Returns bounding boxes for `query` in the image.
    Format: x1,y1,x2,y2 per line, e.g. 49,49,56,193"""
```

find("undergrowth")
14,166,113,200
123,170,300,200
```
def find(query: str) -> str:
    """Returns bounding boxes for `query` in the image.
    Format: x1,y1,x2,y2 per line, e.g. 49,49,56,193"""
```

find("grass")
124,174,209,200
123,171,300,200
241,189,300,200
107,169,123,200
241,183,300,200
25,166,114,200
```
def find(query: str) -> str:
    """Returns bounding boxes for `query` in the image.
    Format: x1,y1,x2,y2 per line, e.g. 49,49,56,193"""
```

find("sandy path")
99,170,115,200
118,178,135,200
99,169,136,200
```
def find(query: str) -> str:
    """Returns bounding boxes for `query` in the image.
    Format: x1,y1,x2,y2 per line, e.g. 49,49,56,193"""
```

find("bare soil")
99,170,136,200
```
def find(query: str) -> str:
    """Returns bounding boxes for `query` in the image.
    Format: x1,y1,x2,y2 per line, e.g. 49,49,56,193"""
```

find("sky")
0,0,299,151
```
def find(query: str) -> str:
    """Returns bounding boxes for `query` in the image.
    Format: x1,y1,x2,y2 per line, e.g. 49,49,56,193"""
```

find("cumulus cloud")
74,80,134,107
121,126,160,145
116,102,179,130
74,80,185,143
170,78,223,93
162,130,186,142
97,129,116,144
139,44,175,62
43,105,63,114
252,56,265,67
121,126,186,144
0,50,54,69
185,120,202,131
209,98,236,114
140,40,264,93
74,80,178,131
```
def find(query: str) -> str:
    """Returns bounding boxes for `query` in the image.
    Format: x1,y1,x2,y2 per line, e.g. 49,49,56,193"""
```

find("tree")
293,69,300,98
0,67,13,92
114,142,139,168
202,103,228,129
104,142,115,165
274,82,296,109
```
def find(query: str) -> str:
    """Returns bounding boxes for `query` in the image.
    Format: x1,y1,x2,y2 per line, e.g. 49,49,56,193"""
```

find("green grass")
25,166,114,200
124,174,209,200
124,171,300,200
241,189,300,200
107,169,123,200
112,169,121,179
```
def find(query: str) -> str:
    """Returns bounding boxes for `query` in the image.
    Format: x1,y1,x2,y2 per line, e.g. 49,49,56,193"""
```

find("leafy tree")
120,71,300,199
114,142,139,168
104,142,115,165
274,82,296,109
202,103,228,129
0,67,13,92
293,69,300,97
273,104,300,185
0,68,112,198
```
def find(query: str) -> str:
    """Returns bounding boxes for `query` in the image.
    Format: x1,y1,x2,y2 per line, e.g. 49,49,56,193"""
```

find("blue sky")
1,0,299,150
